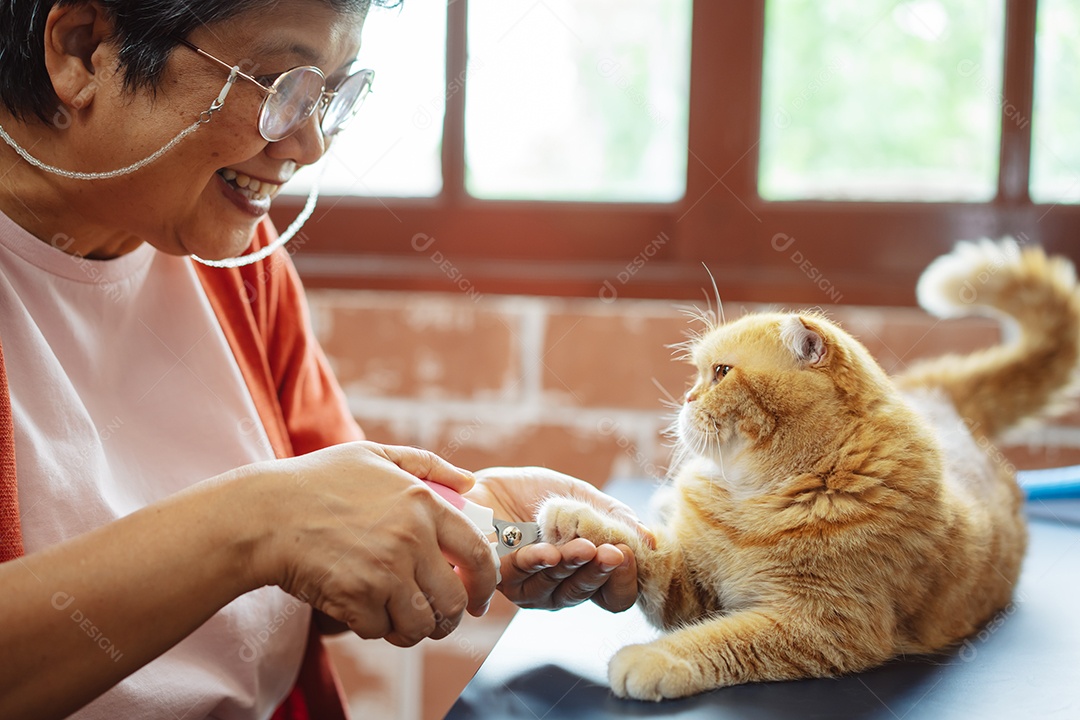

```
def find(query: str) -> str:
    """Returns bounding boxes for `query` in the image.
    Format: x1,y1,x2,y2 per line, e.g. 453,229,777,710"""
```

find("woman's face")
57,1,367,260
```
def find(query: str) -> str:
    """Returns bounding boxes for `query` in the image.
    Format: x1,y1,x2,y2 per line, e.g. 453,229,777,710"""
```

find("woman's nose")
267,112,327,166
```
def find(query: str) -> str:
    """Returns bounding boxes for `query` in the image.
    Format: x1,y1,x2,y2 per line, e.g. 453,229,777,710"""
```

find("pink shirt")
0,211,309,720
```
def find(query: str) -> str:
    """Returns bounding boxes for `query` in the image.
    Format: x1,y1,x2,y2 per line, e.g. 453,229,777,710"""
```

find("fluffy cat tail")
898,238,1080,440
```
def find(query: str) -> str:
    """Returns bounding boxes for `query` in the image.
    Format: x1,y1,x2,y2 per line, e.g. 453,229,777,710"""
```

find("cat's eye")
713,364,732,382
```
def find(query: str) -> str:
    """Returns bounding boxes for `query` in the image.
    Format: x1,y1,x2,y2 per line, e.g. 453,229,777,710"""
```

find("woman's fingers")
472,466,656,550
359,468,497,620
262,442,506,647
342,516,476,646
453,466,649,612
591,544,639,613
338,517,475,646
504,542,562,576
384,559,469,647
345,604,393,641
383,582,437,647
548,543,626,608
502,539,616,609
376,443,475,495
415,555,469,640
498,542,577,608
426,500,498,617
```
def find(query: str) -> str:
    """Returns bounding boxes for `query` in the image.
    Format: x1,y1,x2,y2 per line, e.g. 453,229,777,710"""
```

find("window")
288,2,446,197
1030,0,1080,204
465,0,691,202
288,0,692,202
274,1,1079,307
759,0,1005,201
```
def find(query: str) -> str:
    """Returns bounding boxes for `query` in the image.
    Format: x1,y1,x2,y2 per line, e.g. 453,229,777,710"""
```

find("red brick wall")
311,290,1080,483
309,289,1080,719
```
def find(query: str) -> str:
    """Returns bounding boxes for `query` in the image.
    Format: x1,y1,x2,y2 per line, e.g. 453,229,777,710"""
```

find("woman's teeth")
219,169,280,200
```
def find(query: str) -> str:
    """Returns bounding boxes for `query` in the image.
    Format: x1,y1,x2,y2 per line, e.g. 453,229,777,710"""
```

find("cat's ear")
780,316,828,366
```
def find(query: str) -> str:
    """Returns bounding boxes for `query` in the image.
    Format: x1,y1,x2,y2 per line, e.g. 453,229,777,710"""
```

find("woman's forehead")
249,34,361,70
205,2,366,69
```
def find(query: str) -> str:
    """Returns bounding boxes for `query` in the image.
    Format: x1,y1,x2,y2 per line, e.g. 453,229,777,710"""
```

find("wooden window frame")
272,0,1078,307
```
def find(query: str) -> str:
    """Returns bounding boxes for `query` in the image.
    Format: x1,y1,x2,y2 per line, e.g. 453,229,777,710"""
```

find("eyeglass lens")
259,68,324,141
258,67,374,142
321,70,374,137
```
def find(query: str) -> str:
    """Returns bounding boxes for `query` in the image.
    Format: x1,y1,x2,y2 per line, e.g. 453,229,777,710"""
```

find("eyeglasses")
178,39,374,142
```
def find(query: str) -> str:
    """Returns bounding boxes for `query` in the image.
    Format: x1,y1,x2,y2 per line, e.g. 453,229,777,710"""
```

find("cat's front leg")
538,497,644,554
609,610,888,701
609,613,768,701
537,497,689,626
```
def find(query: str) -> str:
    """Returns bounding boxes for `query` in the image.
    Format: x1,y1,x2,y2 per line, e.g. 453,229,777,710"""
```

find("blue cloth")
1018,465,1080,500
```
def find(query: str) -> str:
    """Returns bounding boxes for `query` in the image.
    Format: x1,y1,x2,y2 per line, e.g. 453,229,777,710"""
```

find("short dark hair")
0,0,399,123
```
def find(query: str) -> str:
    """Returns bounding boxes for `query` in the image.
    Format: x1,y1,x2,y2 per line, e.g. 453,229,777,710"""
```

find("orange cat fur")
539,239,1080,701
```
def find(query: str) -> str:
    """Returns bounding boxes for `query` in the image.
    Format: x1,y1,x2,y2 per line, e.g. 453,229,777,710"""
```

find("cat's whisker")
693,426,716,467
660,428,681,444
667,339,697,364
713,444,727,482
657,399,682,414
701,426,724,475
652,377,684,409
699,289,717,329
665,417,698,479
702,262,726,326
674,303,716,332
698,287,715,328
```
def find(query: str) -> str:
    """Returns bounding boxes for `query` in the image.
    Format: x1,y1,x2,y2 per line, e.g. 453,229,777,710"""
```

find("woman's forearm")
0,471,262,720
0,441,502,718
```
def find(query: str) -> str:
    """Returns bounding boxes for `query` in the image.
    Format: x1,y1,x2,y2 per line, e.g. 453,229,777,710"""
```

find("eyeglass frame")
176,38,374,142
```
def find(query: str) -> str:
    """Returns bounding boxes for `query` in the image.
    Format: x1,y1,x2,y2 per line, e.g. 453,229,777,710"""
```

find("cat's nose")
685,388,699,403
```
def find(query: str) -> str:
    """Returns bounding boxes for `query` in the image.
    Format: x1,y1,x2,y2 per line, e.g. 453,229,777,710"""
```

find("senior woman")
0,1,652,718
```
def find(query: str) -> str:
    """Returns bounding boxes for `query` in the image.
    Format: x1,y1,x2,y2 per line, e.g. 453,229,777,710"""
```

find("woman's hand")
243,442,498,647
465,467,655,613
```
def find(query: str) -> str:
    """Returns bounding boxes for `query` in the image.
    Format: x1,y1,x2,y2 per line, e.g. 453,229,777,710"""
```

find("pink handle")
423,480,466,511
422,481,500,584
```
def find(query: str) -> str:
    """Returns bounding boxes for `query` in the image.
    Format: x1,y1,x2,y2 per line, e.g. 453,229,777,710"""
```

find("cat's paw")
537,497,636,548
609,642,707,701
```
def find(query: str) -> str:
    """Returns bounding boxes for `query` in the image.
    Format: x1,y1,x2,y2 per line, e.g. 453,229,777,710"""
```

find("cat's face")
677,312,878,472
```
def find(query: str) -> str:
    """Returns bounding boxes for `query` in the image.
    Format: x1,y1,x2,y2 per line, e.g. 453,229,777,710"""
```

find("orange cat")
539,239,1080,701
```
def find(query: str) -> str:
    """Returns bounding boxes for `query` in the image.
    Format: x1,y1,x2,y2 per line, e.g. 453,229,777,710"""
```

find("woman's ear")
43,1,114,111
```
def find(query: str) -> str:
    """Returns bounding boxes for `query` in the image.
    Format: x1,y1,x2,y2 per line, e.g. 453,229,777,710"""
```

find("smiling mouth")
216,168,282,201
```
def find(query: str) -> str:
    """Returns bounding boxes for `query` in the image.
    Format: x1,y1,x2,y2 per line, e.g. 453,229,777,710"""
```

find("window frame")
272,0,1079,307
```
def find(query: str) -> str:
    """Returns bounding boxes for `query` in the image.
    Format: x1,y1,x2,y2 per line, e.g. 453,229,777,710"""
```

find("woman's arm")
0,471,259,719
0,442,497,720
